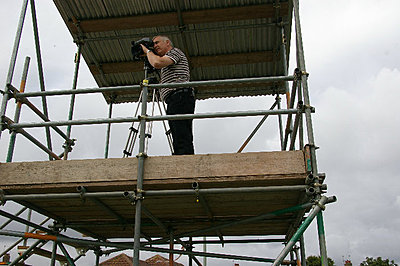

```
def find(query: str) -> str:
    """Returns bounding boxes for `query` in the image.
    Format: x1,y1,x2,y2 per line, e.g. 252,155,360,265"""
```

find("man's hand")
141,44,173,69
140,44,150,54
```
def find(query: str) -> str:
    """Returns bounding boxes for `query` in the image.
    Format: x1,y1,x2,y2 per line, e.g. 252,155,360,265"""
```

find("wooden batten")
0,151,306,193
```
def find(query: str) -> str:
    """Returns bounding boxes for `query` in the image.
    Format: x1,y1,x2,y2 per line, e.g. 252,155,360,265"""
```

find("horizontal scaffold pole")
14,75,295,98
141,246,278,264
2,185,307,201
0,217,50,259
7,108,300,129
0,229,130,250
172,238,286,245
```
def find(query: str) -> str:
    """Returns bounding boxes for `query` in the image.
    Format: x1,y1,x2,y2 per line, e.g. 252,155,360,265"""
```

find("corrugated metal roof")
53,0,293,103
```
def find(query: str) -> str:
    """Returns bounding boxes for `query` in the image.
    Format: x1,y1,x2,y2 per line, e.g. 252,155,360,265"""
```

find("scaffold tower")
0,0,336,265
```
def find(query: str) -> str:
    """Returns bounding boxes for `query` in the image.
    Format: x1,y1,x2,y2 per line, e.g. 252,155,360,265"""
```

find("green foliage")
306,255,335,266
360,257,398,266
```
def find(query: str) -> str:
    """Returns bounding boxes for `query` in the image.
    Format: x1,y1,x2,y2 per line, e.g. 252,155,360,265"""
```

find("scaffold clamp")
306,186,317,196
301,71,309,77
0,116,6,131
314,200,326,211
136,152,148,158
138,114,148,120
192,182,200,203
305,173,314,184
303,104,315,113
124,191,137,205
124,190,144,205
62,138,76,152
77,186,87,202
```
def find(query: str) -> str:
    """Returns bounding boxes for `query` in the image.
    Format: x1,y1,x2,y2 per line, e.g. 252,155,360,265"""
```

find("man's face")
153,36,170,56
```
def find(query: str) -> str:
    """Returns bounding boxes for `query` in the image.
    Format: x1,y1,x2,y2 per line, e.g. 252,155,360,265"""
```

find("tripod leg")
123,90,143,157
155,91,174,154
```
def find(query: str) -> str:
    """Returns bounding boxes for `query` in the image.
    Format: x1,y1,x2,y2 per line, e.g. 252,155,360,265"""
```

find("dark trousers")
166,89,195,155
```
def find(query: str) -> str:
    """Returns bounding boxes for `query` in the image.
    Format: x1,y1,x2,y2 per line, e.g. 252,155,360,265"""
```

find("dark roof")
53,0,293,103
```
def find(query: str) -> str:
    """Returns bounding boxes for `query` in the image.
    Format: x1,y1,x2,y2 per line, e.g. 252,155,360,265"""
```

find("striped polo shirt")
160,47,190,101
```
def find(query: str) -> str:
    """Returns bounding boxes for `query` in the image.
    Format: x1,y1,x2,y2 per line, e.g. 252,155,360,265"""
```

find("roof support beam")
89,51,275,75
67,3,289,34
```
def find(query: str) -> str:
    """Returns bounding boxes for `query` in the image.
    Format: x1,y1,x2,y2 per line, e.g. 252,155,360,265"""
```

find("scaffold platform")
0,151,309,239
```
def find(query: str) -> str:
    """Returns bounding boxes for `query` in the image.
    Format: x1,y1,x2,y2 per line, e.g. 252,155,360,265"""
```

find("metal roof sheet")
53,0,293,103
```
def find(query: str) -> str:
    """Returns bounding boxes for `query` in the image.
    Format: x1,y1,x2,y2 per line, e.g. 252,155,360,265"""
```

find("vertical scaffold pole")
203,236,207,266
23,209,32,247
317,212,328,266
276,94,284,150
297,79,304,150
0,0,28,140
300,235,306,266
279,25,292,151
7,56,30,162
30,0,53,160
169,231,174,266
279,26,297,151
95,249,101,266
133,75,149,265
104,99,113,158
50,240,57,266
64,42,82,160
293,2,328,263
280,27,290,108
188,237,193,266
293,0,318,176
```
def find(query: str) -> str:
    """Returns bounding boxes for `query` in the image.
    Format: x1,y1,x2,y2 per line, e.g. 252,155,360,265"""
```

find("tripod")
123,60,174,157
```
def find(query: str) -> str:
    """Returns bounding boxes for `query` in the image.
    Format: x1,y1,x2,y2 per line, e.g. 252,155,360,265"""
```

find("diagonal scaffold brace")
273,195,336,266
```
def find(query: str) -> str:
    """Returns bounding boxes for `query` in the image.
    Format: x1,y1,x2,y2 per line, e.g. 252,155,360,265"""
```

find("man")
141,36,195,155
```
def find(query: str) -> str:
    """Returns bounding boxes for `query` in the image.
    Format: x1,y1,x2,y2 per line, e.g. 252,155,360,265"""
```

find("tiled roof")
99,253,148,266
99,253,184,266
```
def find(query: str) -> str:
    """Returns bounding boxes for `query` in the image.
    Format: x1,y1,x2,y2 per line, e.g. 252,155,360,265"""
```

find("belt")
165,88,194,103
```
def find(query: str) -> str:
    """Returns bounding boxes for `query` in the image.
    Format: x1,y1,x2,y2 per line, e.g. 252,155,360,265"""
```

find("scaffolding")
0,0,336,265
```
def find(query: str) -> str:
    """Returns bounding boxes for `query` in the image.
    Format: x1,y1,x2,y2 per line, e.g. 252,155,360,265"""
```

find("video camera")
131,37,154,61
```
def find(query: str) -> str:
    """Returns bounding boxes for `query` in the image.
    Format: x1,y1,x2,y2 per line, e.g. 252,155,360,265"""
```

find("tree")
306,255,335,266
360,257,398,266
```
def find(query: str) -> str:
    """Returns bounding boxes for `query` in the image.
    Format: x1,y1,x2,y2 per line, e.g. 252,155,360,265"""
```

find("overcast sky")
1,0,400,265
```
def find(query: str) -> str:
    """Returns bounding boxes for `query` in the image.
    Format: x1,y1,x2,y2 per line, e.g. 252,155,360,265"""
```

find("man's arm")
141,44,173,69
